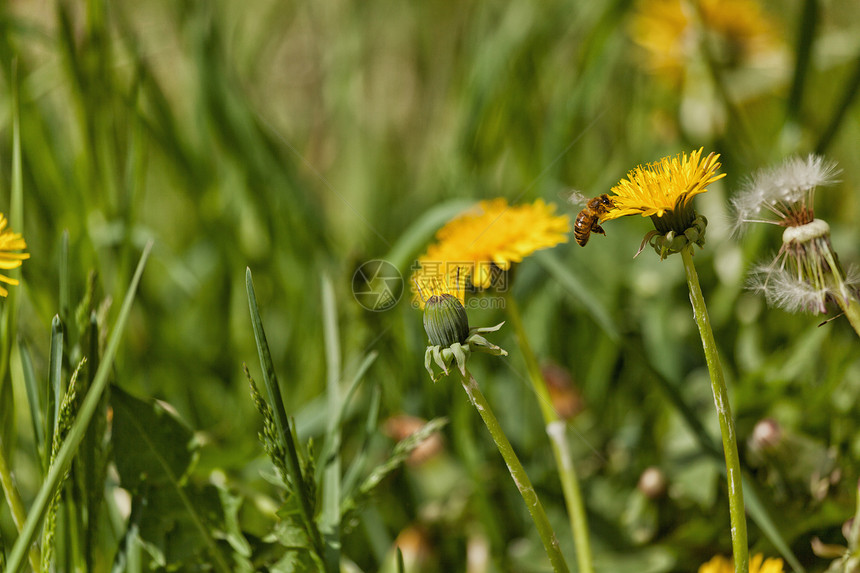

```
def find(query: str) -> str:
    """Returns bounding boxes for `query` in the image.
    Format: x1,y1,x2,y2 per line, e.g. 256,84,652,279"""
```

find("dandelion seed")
730,154,840,235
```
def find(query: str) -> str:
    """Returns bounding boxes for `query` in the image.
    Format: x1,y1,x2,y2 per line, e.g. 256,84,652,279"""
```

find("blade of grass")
0,57,26,454
59,231,70,325
535,250,620,342
45,316,64,471
17,340,44,467
320,273,342,572
317,350,378,481
396,547,405,573
786,0,818,125
340,384,381,499
4,241,152,573
245,267,324,560
384,199,475,274
0,60,42,573
815,53,860,155
80,312,105,571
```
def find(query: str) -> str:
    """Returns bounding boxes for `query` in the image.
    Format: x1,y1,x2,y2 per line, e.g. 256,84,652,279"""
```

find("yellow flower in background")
698,553,785,573
631,0,777,81
412,262,467,309
603,148,724,222
0,213,29,297
411,198,569,306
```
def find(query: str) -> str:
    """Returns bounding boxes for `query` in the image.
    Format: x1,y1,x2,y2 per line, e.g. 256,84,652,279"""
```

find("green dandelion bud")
420,292,507,382
423,294,470,347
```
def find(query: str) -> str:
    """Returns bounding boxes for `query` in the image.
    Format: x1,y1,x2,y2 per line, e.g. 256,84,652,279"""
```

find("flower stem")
839,297,860,340
506,294,594,573
459,368,570,573
0,439,41,572
681,246,749,573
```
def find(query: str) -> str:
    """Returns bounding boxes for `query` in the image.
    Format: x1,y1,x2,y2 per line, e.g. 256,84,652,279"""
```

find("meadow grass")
0,1,859,571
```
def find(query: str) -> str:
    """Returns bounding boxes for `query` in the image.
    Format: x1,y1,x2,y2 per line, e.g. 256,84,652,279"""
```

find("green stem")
681,247,748,573
838,297,860,340
786,0,818,125
459,368,570,573
0,439,41,572
506,294,594,573
815,53,860,155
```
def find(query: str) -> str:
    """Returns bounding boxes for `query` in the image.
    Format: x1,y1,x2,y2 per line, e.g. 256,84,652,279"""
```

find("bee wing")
561,189,588,207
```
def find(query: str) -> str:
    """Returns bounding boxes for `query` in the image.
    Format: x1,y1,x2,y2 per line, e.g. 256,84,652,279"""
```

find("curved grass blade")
384,199,475,274
341,384,381,500
245,268,324,560
320,273,341,572
17,339,44,467
4,241,152,573
535,250,620,342
45,316,64,470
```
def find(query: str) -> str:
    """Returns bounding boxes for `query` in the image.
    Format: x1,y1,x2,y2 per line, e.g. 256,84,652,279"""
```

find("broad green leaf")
111,385,232,572
111,385,197,491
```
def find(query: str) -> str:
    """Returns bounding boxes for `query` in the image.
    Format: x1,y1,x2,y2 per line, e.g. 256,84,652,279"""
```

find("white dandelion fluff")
730,154,840,235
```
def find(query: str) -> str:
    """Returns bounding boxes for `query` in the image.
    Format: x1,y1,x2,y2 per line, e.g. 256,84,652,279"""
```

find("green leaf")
134,482,223,568
111,385,197,491
111,385,232,572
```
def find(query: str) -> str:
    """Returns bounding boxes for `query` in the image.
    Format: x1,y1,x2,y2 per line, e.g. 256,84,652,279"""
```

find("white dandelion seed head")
769,155,840,200
747,265,828,314
730,155,841,236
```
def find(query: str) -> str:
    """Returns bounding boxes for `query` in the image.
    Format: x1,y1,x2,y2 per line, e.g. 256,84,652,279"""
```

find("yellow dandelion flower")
699,553,785,573
0,213,29,297
603,147,725,222
412,263,467,309
411,198,570,304
631,0,778,82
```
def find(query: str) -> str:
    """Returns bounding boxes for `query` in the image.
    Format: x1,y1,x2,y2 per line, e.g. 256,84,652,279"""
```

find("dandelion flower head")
0,213,29,297
631,0,778,82
603,148,725,225
698,553,784,573
412,265,467,310
411,198,569,305
730,154,840,234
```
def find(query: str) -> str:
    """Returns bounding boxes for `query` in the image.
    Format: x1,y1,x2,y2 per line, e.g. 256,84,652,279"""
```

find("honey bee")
571,193,613,247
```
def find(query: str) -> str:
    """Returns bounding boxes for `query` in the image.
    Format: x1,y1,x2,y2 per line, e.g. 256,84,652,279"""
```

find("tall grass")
0,0,858,571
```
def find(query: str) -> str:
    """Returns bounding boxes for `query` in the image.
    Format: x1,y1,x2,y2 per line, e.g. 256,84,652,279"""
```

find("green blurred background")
1,0,859,571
